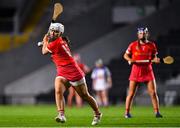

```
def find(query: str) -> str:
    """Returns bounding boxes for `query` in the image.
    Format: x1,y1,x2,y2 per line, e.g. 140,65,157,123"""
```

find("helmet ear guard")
144,27,148,33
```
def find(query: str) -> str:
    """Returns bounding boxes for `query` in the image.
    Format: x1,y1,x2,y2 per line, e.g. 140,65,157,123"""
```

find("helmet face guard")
137,27,148,34
144,27,148,33
137,27,149,41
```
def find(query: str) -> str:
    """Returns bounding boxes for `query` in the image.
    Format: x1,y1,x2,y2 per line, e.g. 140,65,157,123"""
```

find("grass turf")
0,105,180,127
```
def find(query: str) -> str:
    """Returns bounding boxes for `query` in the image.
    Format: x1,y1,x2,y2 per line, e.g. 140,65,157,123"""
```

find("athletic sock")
58,110,65,116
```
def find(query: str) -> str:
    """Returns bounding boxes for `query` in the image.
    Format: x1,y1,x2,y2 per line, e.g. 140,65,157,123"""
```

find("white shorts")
69,77,86,86
56,76,86,86
94,83,108,91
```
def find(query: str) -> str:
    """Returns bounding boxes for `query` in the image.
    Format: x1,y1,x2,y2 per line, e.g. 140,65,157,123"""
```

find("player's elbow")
42,52,46,55
42,50,48,55
42,47,50,55
123,53,127,60
123,54,125,59
123,53,131,62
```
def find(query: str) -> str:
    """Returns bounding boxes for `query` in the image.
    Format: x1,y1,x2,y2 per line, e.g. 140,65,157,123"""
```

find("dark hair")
62,36,71,48
62,36,70,43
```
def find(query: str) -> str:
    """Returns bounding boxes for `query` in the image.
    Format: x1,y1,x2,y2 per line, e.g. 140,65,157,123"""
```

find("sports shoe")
91,113,102,125
155,112,163,118
55,114,67,123
125,113,132,118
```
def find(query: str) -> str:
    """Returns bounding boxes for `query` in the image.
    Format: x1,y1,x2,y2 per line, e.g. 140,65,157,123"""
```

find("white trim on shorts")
56,76,86,86
56,76,67,80
69,77,86,86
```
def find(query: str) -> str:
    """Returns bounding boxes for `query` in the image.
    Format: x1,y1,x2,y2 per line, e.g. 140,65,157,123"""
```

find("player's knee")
149,91,157,97
128,92,135,98
80,92,89,100
55,89,63,95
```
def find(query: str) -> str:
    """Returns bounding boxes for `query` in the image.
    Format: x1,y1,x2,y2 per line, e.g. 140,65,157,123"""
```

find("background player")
91,59,112,107
67,53,90,107
123,27,163,118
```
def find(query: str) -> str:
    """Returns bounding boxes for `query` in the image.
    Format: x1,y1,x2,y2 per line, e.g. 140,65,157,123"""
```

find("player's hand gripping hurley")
38,3,63,46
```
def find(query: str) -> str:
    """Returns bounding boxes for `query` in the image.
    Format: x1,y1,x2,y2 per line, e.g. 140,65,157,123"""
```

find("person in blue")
91,59,112,106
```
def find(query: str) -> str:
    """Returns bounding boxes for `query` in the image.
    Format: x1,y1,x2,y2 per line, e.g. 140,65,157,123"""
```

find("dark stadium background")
0,0,180,107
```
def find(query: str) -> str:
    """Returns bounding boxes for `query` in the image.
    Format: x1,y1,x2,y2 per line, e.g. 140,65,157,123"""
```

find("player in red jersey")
123,27,163,118
67,53,90,108
41,22,102,125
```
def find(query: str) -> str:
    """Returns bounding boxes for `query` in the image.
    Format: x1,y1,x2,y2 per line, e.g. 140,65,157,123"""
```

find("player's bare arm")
123,53,135,64
42,34,50,55
107,77,112,88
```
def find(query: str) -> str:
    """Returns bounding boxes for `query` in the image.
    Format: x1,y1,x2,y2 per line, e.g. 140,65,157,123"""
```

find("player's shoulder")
54,37,64,46
129,40,138,47
130,40,138,44
57,37,64,43
147,40,156,46
147,39,156,44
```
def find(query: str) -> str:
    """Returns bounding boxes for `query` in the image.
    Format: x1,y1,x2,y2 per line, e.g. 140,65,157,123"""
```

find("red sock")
125,108,130,114
58,110,65,116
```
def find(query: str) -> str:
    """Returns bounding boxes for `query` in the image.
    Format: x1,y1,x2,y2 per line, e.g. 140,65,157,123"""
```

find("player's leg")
73,82,102,125
147,80,163,118
96,91,103,106
54,77,68,123
74,83,101,114
75,91,83,107
67,86,75,107
125,81,138,118
101,90,109,107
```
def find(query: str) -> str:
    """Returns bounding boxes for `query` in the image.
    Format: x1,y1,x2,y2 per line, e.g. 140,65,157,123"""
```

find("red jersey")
78,63,85,71
47,37,74,66
126,40,157,62
126,40,158,82
47,37,84,82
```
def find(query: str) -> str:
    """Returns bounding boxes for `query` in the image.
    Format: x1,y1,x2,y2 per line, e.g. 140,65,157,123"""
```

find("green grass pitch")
0,105,180,127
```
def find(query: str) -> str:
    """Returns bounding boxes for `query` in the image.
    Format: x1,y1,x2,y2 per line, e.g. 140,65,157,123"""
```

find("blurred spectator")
67,53,90,107
91,59,112,107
